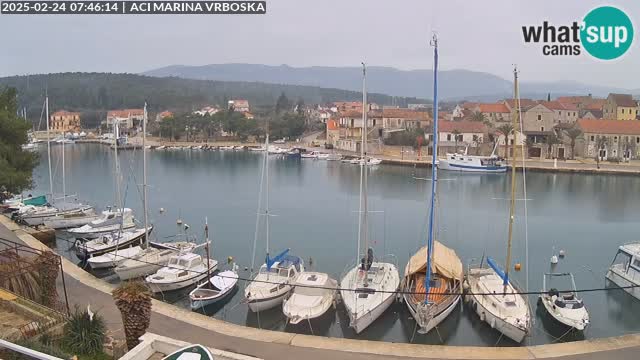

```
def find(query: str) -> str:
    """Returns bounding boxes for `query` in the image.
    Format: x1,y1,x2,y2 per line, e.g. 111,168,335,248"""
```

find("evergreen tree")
0,88,39,194
275,92,290,113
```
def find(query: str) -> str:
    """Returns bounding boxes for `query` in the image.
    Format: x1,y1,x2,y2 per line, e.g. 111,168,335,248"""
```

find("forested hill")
0,73,427,128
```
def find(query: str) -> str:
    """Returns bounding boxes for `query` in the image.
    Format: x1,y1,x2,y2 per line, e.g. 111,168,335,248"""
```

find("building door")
557,148,565,159
528,147,541,158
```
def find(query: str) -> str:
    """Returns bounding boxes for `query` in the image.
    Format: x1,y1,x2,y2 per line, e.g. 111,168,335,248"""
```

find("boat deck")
411,274,447,304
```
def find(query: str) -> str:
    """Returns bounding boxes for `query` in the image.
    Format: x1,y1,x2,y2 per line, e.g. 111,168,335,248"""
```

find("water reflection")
30,144,640,346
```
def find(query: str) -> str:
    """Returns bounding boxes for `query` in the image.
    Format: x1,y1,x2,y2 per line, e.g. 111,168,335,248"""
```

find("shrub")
62,305,106,355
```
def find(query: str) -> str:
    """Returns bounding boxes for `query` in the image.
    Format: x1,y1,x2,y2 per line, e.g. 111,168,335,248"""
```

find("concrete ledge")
3,215,640,359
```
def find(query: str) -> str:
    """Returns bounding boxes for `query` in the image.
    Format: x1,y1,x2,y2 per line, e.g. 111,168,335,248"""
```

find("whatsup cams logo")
522,6,634,60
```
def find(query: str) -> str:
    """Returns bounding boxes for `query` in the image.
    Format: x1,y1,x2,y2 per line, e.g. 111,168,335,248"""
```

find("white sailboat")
87,246,143,270
401,36,464,335
244,131,304,312
115,103,195,280
283,271,338,325
464,67,531,343
75,227,151,260
66,208,136,239
145,231,218,293
19,96,95,226
340,63,400,334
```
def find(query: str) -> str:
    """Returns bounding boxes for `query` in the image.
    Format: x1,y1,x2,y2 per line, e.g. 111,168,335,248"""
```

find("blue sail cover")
23,195,47,206
266,248,290,270
487,257,509,285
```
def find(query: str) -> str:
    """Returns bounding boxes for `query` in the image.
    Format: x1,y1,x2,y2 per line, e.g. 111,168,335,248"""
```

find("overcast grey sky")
1,0,638,88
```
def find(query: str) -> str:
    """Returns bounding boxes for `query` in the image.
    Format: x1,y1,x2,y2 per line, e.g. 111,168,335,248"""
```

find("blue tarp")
266,248,290,270
487,257,509,285
23,195,47,206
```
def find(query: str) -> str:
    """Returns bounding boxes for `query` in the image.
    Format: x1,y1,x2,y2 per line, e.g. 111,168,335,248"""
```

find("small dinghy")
283,271,337,325
539,272,589,331
189,267,239,310
162,344,213,360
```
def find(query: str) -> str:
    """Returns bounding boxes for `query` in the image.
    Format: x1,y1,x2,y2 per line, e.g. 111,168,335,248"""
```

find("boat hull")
44,215,101,229
190,287,235,310
606,268,640,301
438,160,507,173
75,228,149,260
66,222,136,239
539,296,588,331
403,292,460,334
247,290,288,312
348,289,395,334
147,262,218,293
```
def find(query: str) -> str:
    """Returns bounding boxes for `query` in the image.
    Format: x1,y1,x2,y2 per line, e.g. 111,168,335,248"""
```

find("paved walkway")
1,217,640,360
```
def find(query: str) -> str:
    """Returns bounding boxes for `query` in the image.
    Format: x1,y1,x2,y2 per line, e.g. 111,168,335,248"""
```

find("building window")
473,135,478,142
591,135,595,141
447,134,451,141
637,137,640,144
622,109,625,114
537,115,542,120
614,136,618,142
541,126,545,132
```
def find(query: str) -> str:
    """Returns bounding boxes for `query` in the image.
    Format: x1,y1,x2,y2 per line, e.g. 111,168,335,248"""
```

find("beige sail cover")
404,241,463,281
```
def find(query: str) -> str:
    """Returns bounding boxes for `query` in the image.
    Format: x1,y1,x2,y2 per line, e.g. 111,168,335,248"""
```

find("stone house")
576,119,640,160
50,110,81,133
541,101,579,125
437,120,486,147
474,103,511,124
603,93,637,120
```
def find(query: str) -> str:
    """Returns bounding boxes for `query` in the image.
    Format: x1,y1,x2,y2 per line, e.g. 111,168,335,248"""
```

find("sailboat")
115,103,195,280
244,132,304,312
145,224,218,293
463,66,531,343
66,207,136,239
401,36,464,335
339,63,400,334
19,95,94,226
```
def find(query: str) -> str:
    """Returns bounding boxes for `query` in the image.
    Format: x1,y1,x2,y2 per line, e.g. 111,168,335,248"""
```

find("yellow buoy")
514,263,522,271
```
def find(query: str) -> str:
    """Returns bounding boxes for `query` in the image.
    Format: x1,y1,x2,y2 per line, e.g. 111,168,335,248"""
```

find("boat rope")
40,235,640,298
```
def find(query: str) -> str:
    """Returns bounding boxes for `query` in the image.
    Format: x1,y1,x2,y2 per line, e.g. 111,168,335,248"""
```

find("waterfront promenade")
1,217,640,359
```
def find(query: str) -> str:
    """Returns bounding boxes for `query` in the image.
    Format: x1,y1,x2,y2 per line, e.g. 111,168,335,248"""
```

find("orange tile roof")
159,111,173,118
478,103,510,113
503,99,537,109
609,93,636,107
557,96,592,104
585,99,606,110
540,101,577,111
577,118,640,135
51,110,80,117
107,109,143,118
381,108,430,120
438,120,487,133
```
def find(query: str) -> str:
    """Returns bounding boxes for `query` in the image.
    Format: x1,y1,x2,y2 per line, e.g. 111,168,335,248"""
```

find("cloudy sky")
1,0,638,88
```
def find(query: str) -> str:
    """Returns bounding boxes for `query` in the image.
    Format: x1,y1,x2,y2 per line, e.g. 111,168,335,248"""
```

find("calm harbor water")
32,144,640,346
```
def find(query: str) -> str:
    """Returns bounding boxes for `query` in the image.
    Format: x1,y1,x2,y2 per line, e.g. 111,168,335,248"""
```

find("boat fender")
490,317,495,329
480,311,486,322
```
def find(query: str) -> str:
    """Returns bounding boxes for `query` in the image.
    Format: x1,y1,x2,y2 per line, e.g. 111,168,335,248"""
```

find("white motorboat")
358,157,381,166
189,267,239,310
75,227,151,260
539,273,589,331
340,64,400,334
606,243,640,301
19,202,95,226
219,145,235,150
464,67,530,343
326,153,343,161
66,208,136,239
267,145,287,154
156,145,166,150
438,145,506,173
115,241,196,281
283,271,337,325
87,246,143,270
42,208,99,229
161,344,213,360
145,251,218,293
245,252,304,312
301,151,319,159
250,146,266,152
316,153,329,160
349,158,361,164
234,145,245,150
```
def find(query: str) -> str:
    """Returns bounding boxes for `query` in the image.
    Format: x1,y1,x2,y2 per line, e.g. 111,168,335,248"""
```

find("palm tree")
545,133,561,159
471,111,486,122
565,127,583,160
595,135,609,168
113,281,152,350
497,124,514,160
452,129,461,152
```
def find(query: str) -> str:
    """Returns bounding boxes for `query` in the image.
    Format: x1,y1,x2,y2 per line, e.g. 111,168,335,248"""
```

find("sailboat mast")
114,121,123,213
361,62,369,284
424,34,439,304
504,66,519,288
142,103,149,246
205,218,211,280
45,96,54,197
265,121,270,267
62,117,66,201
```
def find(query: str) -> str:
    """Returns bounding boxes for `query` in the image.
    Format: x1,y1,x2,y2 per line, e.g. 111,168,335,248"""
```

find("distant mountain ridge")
144,63,638,101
